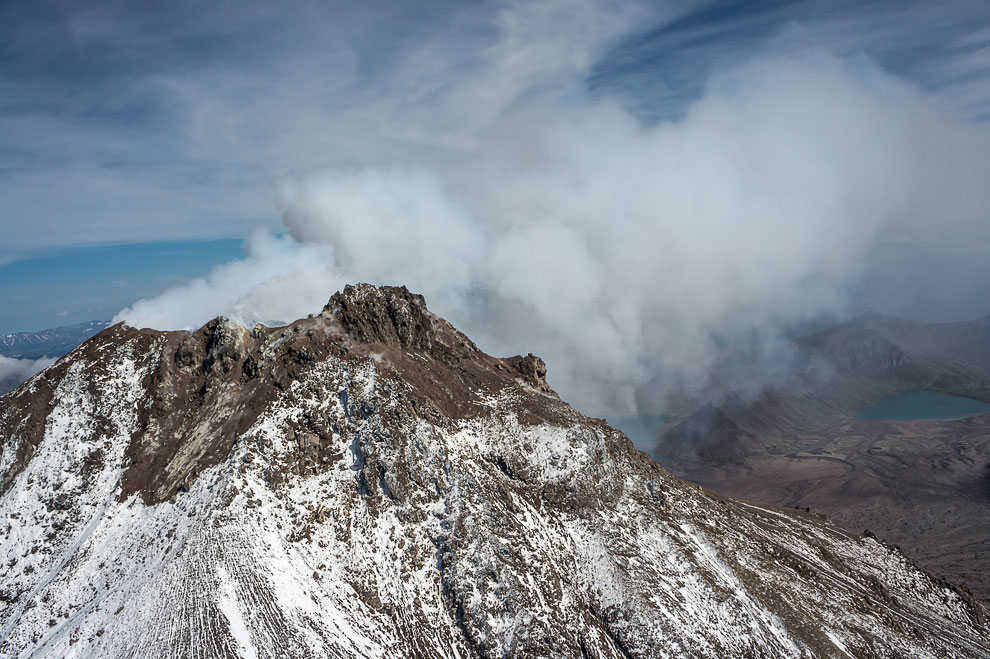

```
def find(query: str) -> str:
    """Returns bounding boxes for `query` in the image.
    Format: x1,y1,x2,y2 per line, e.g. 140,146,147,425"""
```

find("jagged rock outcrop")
0,284,988,657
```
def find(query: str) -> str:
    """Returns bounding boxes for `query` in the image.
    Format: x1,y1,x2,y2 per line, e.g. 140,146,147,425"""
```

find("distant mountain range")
656,311,990,602
0,320,111,360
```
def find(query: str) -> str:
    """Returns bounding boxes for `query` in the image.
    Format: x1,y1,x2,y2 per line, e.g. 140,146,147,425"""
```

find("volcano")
1,285,987,657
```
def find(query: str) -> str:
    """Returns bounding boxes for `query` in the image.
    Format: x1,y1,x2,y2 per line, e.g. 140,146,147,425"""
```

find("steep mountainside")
655,312,990,602
1,285,988,657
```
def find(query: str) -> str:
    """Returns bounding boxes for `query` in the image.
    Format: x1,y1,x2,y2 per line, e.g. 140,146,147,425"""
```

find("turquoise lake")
857,391,990,421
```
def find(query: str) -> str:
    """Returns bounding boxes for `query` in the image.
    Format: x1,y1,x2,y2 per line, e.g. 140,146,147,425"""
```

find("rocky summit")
0,284,988,658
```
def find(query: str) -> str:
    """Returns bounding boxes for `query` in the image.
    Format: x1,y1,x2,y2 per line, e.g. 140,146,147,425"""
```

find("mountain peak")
27,286,560,505
2,285,988,657
321,283,554,397
323,283,438,350
658,402,759,461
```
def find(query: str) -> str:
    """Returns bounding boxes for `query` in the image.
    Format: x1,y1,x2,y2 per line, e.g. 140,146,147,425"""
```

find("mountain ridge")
0,321,110,361
1,285,988,657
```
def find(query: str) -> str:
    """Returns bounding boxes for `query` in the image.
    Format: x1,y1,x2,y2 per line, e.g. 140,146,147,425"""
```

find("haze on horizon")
2,0,990,414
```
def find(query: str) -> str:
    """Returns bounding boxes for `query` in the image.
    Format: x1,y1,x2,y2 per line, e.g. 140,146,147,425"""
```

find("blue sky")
0,240,243,332
592,1,990,120
1,0,989,350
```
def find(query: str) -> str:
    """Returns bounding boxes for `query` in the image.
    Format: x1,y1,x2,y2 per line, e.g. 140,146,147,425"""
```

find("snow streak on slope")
0,285,987,658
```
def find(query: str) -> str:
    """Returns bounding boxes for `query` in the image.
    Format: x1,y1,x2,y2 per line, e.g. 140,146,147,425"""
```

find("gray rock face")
0,284,988,657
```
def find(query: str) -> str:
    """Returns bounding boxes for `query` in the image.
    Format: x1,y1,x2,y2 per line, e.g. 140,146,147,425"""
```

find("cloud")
115,28,990,415
15,0,988,258
0,355,55,396
114,232,341,331
6,0,985,415
0,0,656,257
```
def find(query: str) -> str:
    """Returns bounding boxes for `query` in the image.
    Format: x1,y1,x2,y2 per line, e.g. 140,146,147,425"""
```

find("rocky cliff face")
1,285,988,657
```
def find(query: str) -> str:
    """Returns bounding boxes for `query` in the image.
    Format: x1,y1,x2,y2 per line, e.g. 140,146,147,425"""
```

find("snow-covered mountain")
0,321,111,361
1,284,987,657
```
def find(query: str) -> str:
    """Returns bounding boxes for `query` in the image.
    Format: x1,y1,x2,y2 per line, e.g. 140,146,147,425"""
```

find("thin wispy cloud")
3,1,987,254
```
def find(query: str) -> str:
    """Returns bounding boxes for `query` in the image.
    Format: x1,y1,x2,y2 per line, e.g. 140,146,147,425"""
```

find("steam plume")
115,9,990,416
0,356,55,396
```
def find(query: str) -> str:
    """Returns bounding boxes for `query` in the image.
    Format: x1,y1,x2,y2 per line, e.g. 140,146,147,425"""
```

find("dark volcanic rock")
325,284,438,350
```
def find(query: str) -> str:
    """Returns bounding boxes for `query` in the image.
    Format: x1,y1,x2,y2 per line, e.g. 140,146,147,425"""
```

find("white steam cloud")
115,6,990,416
0,355,55,395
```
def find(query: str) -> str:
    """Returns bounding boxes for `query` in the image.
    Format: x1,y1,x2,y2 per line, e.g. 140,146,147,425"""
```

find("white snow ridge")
1,284,988,658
